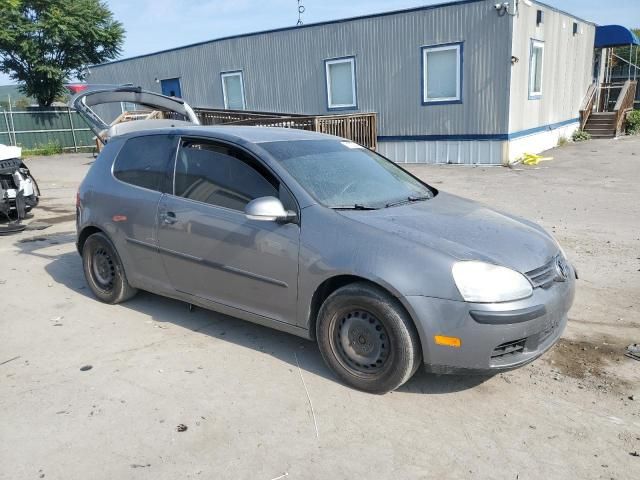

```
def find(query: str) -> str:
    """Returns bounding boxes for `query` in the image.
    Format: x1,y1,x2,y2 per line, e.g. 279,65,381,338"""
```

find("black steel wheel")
82,232,137,304
317,282,421,394
91,246,115,290
334,309,390,374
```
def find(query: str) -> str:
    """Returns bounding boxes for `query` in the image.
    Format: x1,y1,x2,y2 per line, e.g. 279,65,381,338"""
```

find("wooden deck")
192,108,378,150
106,108,379,151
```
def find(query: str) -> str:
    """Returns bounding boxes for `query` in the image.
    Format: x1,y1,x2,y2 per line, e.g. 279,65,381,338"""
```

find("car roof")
122,125,342,144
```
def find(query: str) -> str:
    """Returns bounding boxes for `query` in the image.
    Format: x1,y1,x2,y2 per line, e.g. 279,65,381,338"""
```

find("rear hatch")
70,86,200,144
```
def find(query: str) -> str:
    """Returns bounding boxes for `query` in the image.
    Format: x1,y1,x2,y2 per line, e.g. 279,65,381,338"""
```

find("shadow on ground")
15,230,492,395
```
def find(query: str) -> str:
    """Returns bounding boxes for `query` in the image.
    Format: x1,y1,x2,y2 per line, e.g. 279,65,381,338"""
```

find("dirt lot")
1,137,639,479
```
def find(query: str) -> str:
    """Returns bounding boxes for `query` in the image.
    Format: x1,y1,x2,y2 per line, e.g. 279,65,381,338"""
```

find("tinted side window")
174,140,279,211
113,135,176,192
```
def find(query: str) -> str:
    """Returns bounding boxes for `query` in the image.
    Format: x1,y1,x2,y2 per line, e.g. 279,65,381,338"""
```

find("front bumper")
403,267,575,374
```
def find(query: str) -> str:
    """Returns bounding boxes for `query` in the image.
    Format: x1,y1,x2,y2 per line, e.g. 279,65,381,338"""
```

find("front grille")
525,256,557,288
491,338,526,359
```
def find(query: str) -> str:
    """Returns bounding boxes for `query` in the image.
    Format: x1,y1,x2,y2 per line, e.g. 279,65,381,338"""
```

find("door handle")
160,211,177,225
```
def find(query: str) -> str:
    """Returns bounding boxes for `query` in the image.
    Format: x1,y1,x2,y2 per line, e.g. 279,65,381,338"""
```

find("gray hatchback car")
77,126,576,393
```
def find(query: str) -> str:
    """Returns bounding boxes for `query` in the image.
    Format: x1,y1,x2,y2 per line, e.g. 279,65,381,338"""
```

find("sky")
1,0,639,85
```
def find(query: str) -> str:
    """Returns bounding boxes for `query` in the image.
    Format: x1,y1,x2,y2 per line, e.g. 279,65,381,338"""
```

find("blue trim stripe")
508,118,579,140
379,134,507,141
377,118,580,142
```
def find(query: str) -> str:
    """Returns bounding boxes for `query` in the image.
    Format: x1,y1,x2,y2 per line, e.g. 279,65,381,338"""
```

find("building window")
221,71,246,110
528,39,544,99
324,57,357,110
421,42,462,104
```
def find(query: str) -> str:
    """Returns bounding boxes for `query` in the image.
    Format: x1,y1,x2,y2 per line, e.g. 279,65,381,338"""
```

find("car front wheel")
82,232,137,304
316,282,421,394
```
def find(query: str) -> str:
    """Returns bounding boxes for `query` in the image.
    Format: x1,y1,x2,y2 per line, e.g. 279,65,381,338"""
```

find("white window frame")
422,43,462,104
324,57,357,110
221,71,246,110
528,39,544,99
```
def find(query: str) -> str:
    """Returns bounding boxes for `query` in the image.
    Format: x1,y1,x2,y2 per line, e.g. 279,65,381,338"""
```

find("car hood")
337,192,558,273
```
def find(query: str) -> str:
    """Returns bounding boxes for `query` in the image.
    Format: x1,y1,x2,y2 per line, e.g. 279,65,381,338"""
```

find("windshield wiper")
385,195,432,208
332,204,379,210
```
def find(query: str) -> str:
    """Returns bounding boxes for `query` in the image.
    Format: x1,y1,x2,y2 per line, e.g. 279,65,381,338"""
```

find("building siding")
378,139,504,164
507,2,595,134
88,0,512,138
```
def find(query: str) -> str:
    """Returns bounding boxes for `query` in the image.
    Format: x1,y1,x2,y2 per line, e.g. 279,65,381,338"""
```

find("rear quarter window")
113,135,177,192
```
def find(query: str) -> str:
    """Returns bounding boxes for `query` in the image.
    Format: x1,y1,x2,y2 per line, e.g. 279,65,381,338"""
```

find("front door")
160,78,182,98
156,138,300,324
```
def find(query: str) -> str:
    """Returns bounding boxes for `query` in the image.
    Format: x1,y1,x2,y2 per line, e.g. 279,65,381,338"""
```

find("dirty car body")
76,122,576,392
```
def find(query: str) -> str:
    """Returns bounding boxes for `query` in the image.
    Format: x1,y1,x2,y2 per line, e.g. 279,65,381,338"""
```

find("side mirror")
245,196,296,223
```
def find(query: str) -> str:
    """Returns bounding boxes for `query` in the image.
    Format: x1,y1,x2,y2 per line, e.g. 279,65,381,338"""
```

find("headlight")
452,261,533,303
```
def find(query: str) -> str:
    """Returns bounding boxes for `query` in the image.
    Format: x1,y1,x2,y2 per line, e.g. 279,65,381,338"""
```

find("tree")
0,0,124,106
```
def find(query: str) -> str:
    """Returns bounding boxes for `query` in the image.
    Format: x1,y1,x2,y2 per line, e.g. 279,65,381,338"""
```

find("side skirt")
139,285,314,341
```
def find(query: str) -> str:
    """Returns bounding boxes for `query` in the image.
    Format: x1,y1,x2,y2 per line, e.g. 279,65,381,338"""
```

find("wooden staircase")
580,80,637,139
583,112,617,138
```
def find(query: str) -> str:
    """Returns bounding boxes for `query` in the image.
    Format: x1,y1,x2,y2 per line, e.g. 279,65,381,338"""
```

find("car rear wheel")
316,282,421,394
82,232,137,304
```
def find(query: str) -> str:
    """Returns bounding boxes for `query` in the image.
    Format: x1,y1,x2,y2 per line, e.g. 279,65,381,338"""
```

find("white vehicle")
0,145,40,223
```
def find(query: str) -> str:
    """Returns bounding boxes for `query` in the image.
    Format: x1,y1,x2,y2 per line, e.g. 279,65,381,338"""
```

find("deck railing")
191,108,378,150
613,80,637,136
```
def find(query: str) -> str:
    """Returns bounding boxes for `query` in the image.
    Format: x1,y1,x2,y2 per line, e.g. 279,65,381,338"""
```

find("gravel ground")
1,136,639,480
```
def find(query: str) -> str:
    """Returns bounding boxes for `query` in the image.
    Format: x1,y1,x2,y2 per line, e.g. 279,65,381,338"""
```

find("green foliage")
0,0,124,107
626,110,640,135
557,136,568,147
14,96,31,109
572,129,591,142
22,141,63,157
0,96,31,109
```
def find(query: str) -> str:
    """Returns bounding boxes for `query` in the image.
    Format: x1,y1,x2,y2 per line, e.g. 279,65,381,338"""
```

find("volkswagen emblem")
554,256,569,282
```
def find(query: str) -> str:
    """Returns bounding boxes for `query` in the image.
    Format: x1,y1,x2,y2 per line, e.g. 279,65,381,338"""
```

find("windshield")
260,140,434,209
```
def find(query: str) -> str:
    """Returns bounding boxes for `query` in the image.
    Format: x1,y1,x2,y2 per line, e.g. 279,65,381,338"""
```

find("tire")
82,232,137,304
316,282,422,394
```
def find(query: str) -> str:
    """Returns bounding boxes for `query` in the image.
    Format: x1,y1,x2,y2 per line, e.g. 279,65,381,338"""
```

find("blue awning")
595,25,640,48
